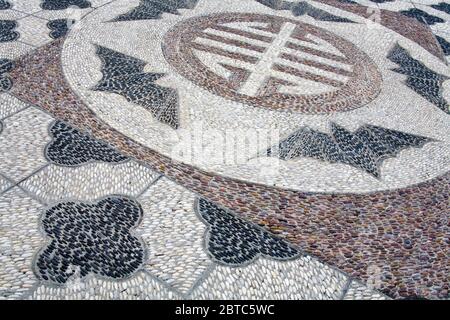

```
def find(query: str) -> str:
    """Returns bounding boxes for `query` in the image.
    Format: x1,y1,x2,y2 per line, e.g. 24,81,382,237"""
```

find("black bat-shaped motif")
112,0,199,22
267,123,434,178
93,45,180,129
256,0,355,23
387,43,449,115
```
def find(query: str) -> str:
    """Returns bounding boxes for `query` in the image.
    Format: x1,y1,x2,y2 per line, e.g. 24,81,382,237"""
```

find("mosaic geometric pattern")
93,45,180,129
256,0,355,23
267,123,434,178
41,0,91,10
112,0,199,22
0,20,18,43
35,196,145,284
47,19,74,39
196,198,300,266
387,43,449,114
0,58,14,91
46,120,129,166
1,0,449,301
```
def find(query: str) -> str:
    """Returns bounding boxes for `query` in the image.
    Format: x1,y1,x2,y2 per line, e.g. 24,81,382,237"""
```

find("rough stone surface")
1,0,448,300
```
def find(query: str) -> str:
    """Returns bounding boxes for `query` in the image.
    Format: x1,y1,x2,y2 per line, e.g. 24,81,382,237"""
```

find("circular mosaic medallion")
60,0,450,194
163,12,382,113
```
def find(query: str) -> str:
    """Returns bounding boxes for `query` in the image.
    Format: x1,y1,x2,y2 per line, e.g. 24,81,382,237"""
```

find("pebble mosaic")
0,20,18,43
0,0,448,301
41,0,92,10
19,161,160,203
46,120,129,166
0,1,10,10
0,58,13,91
94,45,180,129
35,196,145,284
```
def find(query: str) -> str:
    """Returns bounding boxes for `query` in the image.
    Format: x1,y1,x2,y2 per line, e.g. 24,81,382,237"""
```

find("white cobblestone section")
0,175,11,194
7,0,42,14
189,256,349,300
28,271,181,300
0,187,44,300
33,5,93,21
343,280,390,300
137,177,212,294
0,41,34,60
0,94,29,120
0,107,53,183
0,6,28,20
20,161,160,204
15,15,53,47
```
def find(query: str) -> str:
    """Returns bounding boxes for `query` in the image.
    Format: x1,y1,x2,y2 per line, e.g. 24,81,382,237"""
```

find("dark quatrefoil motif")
93,45,180,129
0,58,14,91
46,120,129,166
0,20,19,43
196,198,300,266
112,0,199,22
47,19,75,39
35,196,145,284
256,0,354,22
388,43,449,114
267,122,434,178
41,0,91,10
0,0,11,10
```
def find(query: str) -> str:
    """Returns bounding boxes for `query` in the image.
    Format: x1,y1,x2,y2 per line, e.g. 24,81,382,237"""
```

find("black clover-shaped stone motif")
400,8,444,25
46,120,129,166
41,0,91,10
387,43,449,114
35,196,145,284
93,45,180,129
196,198,300,266
267,122,434,178
0,0,11,10
0,58,14,92
47,19,75,39
256,0,354,23
112,0,199,22
0,20,19,43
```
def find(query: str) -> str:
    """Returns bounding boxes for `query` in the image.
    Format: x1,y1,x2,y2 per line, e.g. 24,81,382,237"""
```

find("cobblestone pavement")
0,0,448,300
